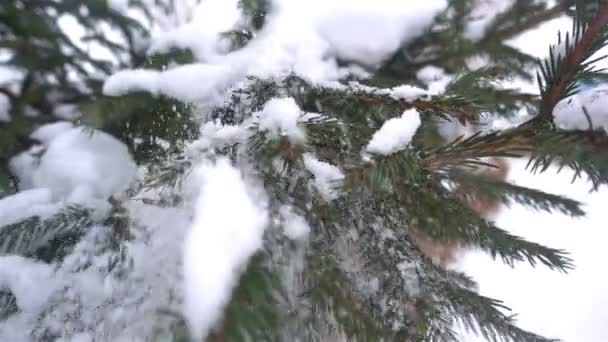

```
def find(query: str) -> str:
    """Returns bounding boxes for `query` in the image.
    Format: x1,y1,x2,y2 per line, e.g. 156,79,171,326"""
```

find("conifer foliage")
1,0,608,341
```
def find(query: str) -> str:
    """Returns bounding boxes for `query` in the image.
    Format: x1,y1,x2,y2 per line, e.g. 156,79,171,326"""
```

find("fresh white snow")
0,256,57,312
302,153,345,201
366,108,421,155
103,0,447,103
2,123,136,226
107,0,130,13
256,97,306,142
280,205,311,241
0,188,57,227
553,85,608,131
183,158,268,340
13,124,136,201
0,94,10,122
147,0,242,60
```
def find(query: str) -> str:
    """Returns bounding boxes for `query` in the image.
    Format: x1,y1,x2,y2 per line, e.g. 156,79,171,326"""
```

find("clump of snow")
148,0,242,60
553,86,608,132
53,104,81,120
4,122,136,228
30,121,75,144
0,256,57,312
301,0,447,66
104,0,447,102
188,120,249,153
280,205,310,241
302,153,344,200
0,188,57,227
417,65,452,94
256,97,305,142
0,66,23,93
390,85,431,101
103,64,239,104
335,81,431,101
464,0,514,41
17,125,136,200
102,69,161,97
107,0,129,13
183,158,268,340
0,94,10,122
366,108,422,155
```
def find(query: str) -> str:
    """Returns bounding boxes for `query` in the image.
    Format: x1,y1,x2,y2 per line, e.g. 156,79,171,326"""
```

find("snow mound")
183,158,268,340
302,153,344,200
0,188,57,227
280,205,311,241
553,86,608,132
3,123,136,226
103,0,447,103
256,97,305,142
366,108,422,155
0,256,57,312
18,124,136,200
0,94,10,122
148,0,241,60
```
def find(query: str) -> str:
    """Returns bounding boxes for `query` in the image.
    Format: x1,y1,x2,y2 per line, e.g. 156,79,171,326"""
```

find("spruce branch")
399,184,573,272
306,84,480,124
415,260,559,342
526,129,608,190
475,219,573,271
421,280,558,342
447,169,585,217
420,120,608,189
537,1,608,120
0,206,92,262
0,291,17,321
420,129,531,171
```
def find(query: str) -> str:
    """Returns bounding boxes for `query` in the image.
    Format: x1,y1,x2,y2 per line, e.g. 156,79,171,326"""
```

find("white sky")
457,158,608,341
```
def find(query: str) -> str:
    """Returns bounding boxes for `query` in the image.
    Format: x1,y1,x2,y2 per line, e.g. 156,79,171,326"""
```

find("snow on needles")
15,124,136,200
257,97,306,142
0,256,57,312
147,0,242,60
553,85,608,132
103,0,447,104
61,0,449,339
183,158,268,340
303,153,345,201
280,205,311,241
366,108,422,155
2,122,136,226
0,94,10,122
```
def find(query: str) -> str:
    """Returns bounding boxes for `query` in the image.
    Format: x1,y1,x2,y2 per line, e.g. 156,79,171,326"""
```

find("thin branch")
539,3,608,119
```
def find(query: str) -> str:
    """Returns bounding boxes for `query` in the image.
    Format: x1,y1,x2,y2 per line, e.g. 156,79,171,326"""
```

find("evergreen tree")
1,0,607,341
